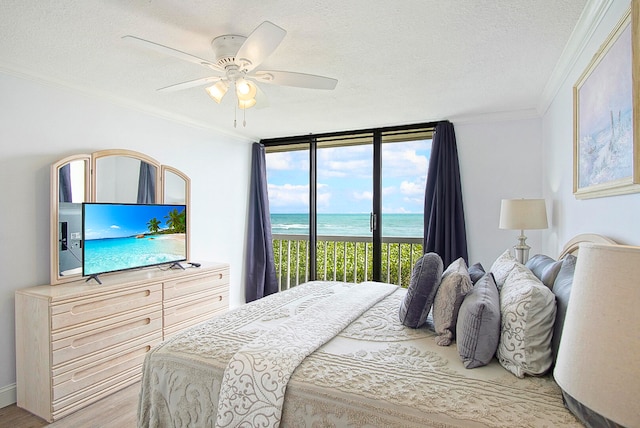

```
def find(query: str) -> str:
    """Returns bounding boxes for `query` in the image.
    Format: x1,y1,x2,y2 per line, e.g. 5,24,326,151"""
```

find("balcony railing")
272,234,423,291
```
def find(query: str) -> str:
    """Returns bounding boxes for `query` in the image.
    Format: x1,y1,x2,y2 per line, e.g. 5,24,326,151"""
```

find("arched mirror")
162,166,190,205
93,150,161,203
51,154,90,283
50,149,190,284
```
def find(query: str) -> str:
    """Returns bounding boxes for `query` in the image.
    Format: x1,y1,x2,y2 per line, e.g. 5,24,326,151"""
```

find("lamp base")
513,231,530,264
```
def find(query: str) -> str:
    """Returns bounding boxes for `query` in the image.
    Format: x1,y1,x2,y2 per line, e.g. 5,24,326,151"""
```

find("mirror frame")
50,149,190,285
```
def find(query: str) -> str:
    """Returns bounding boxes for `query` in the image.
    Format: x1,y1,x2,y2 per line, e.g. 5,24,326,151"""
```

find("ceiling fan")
123,21,337,125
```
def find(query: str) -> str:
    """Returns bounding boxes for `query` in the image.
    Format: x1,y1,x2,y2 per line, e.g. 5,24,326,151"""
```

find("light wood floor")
0,382,139,428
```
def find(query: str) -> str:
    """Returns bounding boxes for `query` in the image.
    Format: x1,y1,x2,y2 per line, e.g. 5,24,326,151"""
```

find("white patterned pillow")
496,264,557,378
490,249,519,290
433,258,473,346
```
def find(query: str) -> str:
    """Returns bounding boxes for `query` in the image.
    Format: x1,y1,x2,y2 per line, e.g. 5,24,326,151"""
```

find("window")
264,123,433,289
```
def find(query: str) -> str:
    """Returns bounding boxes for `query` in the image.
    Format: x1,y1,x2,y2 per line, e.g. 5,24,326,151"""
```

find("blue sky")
83,204,185,239
266,140,431,214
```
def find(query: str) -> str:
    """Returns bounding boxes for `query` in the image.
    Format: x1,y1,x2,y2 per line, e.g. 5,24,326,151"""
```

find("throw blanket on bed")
214,281,397,428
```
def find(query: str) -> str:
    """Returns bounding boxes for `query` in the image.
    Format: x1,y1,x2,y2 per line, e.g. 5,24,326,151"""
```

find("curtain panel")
245,142,278,302
59,163,72,202
137,161,156,204
423,120,468,266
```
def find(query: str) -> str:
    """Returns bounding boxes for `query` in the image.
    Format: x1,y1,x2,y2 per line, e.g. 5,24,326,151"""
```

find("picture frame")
573,1,640,199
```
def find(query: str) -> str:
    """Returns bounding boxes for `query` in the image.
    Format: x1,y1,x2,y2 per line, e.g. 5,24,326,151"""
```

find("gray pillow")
399,253,444,328
551,254,577,363
456,273,501,368
433,258,473,346
526,254,563,289
468,262,486,284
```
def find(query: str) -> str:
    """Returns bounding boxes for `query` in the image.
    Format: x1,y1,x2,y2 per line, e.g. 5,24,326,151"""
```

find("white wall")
0,71,253,403
455,115,545,268
542,0,640,254
0,70,552,408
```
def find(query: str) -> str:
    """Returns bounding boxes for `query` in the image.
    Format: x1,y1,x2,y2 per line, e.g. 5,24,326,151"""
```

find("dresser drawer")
163,267,229,301
51,335,160,409
51,283,163,330
164,288,228,331
51,307,162,368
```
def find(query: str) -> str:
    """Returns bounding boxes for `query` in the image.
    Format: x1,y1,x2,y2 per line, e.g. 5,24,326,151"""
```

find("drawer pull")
70,290,152,314
71,318,151,348
71,345,151,381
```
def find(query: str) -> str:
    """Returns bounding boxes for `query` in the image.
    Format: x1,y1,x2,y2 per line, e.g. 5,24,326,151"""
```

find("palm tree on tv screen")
165,208,186,233
147,217,161,234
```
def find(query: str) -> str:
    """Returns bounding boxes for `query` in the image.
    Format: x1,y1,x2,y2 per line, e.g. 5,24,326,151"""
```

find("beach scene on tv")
83,204,187,276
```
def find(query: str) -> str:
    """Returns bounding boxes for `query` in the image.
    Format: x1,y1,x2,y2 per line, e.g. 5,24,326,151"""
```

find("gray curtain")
137,161,156,204
59,164,72,202
423,121,468,266
245,142,278,302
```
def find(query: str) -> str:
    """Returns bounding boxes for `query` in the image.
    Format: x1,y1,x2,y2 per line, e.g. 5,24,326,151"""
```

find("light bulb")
236,79,257,101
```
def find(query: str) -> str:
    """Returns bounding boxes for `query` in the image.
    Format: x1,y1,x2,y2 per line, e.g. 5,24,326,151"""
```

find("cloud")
400,180,425,195
110,225,120,229
382,143,429,178
268,183,331,208
266,151,309,171
353,190,373,200
268,183,309,208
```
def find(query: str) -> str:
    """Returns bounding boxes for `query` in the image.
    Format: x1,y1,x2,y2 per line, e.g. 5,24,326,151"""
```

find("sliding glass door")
264,123,433,289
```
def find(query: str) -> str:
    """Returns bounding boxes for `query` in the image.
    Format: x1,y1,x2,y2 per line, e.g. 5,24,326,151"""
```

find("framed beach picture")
573,1,640,199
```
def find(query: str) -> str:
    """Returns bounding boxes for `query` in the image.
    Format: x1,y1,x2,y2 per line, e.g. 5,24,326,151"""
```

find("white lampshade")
554,243,640,427
499,199,548,230
238,98,257,110
205,81,228,103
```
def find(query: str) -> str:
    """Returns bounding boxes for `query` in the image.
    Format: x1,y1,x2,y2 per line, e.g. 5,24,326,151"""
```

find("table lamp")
554,243,639,427
498,198,548,264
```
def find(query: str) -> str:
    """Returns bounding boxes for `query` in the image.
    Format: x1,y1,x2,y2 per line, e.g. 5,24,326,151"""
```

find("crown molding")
0,66,255,144
537,0,614,115
450,108,540,125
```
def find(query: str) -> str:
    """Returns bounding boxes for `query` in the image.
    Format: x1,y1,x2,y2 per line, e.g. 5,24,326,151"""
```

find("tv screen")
82,203,187,279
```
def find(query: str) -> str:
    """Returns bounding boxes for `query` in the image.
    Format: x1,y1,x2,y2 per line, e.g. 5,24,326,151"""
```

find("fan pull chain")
243,107,247,127
233,104,237,128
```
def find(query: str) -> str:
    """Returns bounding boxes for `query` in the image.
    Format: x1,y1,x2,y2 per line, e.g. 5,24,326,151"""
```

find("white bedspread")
138,280,582,428
215,282,396,428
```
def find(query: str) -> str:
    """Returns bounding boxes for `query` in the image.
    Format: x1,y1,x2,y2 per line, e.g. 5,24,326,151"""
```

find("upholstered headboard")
558,233,617,259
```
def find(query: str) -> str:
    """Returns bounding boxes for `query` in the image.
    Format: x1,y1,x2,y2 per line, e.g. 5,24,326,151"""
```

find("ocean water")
83,234,186,275
270,213,423,237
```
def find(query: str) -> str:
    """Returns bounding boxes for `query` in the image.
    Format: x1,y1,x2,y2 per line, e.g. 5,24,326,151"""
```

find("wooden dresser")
15,262,229,422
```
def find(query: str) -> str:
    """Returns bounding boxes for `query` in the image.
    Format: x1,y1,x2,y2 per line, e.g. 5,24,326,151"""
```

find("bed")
137,235,612,427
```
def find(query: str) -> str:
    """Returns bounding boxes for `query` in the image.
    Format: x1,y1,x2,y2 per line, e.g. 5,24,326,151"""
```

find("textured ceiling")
0,0,588,141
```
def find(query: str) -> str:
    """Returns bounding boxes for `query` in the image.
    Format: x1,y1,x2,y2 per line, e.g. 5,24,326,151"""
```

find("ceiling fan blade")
157,76,223,92
252,70,337,90
254,83,270,109
122,35,223,72
235,21,286,72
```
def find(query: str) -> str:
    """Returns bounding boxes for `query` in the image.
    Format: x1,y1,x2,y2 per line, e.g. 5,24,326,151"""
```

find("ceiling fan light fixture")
205,81,228,103
238,98,257,109
236,79,257,101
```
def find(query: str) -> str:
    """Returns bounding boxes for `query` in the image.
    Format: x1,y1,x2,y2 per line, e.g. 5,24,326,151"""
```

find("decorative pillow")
398,253,444,328
489,250,519,290
525,254,563,289
433,258,473,346
550,254,577,363
456,273,501,368
496,263,557,378
468,262,486,284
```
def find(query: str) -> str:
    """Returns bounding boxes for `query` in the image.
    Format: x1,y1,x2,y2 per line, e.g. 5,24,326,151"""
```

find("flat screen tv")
82,202,187,283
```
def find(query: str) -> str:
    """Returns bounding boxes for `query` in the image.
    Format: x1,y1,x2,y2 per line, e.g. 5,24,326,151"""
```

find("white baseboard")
0,383,16,409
